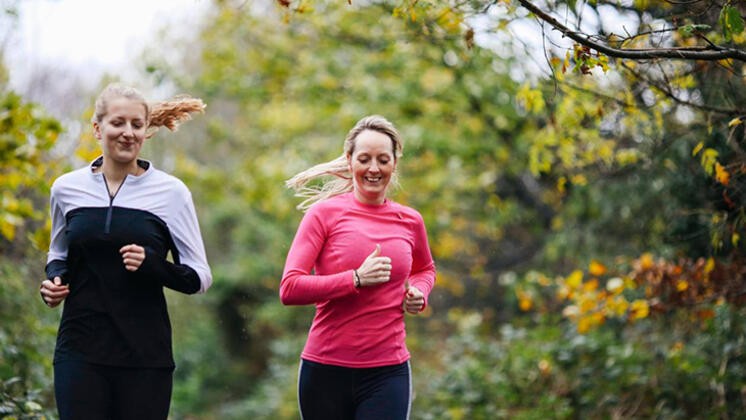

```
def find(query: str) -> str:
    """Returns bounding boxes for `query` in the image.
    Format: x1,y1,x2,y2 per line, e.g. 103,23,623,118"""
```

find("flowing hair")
92,83,205,139
286,115,403,211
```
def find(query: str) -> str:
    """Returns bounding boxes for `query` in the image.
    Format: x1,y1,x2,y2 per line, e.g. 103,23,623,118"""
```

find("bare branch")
517,0,746,62
619,61,742,115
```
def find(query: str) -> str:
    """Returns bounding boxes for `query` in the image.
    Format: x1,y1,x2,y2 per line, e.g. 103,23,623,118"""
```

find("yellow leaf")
728,117,742,127
0,218,15,241
629,299,650,320
516,288,533,311
519,296,533,311
588,260,607,276
676,280,689,292
700,148,719,175
516,83,546,113
570,174,587,186
692,141,704,156
640,253,654,270
566,270,583,289
732,233,740,247
556,285,571,300
577,316,591,334
583,278,599,292
579,295,596,313
704,257,715,275
557,176,567,193
605,295,629,317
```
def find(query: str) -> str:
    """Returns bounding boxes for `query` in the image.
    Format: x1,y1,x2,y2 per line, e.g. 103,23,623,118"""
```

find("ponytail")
286,115,403,211
146,97,206,139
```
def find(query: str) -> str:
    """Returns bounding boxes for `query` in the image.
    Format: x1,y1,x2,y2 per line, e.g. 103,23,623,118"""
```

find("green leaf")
720,5,745,40
726,6,745,35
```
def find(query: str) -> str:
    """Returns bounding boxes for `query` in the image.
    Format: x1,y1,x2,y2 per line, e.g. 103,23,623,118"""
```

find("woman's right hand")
40,276,69,308
355,244,392,287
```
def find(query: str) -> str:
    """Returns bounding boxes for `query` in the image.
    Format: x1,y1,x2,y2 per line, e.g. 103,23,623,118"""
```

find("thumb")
53,276,62,286
369,244,381,258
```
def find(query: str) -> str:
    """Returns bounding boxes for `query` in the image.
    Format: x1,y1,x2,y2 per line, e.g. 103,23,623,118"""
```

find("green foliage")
719,4,745,41
0,67,62,419
5,0,746,417
0,262,57,419
133,0,746,416
0,90,61,249
413,307,746,419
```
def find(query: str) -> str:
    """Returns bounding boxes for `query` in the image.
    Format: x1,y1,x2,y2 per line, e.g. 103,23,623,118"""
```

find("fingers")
40,276,69,308
119,244,146,272
358,245,392,287
369,244,381,258
403,286,425,314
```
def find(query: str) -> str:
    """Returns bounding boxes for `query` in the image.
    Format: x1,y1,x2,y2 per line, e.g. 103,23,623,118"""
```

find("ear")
93,122,102,140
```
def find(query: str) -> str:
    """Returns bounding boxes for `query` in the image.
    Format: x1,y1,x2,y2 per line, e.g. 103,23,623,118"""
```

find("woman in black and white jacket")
39,83,212,420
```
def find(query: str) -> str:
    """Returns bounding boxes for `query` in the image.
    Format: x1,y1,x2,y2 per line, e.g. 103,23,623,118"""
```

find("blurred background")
2,0,745,418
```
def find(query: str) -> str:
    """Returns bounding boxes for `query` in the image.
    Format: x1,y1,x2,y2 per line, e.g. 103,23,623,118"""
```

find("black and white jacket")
46,157,212,368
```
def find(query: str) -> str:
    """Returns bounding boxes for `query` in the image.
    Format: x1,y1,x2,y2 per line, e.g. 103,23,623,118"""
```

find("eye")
132,122,144,129
111,120,124,127
357,156,370,164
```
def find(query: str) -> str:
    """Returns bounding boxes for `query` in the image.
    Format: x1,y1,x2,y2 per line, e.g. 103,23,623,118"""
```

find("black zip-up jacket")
46,157,212,368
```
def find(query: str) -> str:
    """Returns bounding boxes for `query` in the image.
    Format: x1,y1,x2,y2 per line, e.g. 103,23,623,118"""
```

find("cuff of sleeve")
350,270,361,293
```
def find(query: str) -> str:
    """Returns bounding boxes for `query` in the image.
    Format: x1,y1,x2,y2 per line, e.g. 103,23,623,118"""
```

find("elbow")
279,285,293,305
189,269,212,294
198,272,213,294
279,278,299,305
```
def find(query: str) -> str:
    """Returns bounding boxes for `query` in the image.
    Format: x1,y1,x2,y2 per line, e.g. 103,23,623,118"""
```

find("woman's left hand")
403,285,425,314
120,244,146,272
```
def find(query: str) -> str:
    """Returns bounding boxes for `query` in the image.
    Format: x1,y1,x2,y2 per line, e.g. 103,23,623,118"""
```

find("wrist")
353,270,361,288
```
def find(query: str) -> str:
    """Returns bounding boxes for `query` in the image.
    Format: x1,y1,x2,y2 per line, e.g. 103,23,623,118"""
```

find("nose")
369,161,380,172
122,123,135,138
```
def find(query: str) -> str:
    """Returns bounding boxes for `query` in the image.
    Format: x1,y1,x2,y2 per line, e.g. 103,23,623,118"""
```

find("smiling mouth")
364,176,382,183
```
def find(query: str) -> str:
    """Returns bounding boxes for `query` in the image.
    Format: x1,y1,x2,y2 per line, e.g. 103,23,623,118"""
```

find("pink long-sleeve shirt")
280,192,436,368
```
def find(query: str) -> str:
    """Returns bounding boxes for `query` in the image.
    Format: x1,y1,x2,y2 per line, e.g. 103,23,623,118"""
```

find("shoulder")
50,166,91,193
389,200,425,222
303,193,350,224
307,193,348,214
147,168,192,200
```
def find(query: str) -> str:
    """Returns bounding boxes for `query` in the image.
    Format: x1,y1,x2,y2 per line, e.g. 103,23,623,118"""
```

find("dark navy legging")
54,360,173,420
298,359,412,420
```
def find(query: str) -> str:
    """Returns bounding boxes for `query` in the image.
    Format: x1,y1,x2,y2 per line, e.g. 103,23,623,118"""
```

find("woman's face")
93,96,147,166
348,129,396,205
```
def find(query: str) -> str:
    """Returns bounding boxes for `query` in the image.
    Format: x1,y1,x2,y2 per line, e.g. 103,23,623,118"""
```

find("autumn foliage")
518,254,746,334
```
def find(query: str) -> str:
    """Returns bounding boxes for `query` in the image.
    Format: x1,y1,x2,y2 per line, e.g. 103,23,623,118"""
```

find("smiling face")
348,129,397,205
93,96,147,167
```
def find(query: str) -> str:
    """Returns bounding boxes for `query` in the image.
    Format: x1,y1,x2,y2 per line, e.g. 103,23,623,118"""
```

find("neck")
353,190,386,206
101,158,140,182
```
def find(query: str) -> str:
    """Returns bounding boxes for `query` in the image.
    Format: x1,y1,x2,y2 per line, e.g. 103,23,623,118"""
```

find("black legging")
54,360,173,420
298,359,412,420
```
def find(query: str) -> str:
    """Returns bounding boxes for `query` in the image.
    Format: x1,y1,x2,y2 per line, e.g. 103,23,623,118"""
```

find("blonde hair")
92,83,205,139
286,115,403,211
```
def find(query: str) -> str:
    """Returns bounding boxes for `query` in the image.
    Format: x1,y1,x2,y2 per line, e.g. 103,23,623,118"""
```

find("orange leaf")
715,162,730,186
589,260,607,276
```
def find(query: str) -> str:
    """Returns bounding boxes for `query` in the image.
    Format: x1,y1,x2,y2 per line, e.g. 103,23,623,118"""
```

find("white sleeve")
169,186,212,293
47,184,68,264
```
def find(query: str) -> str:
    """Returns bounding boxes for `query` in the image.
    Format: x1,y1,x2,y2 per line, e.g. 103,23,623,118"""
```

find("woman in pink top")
281,115,436,419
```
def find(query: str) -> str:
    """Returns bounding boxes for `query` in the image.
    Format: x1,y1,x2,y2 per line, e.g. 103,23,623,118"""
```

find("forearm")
279,269,357,305
138,247,201,294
